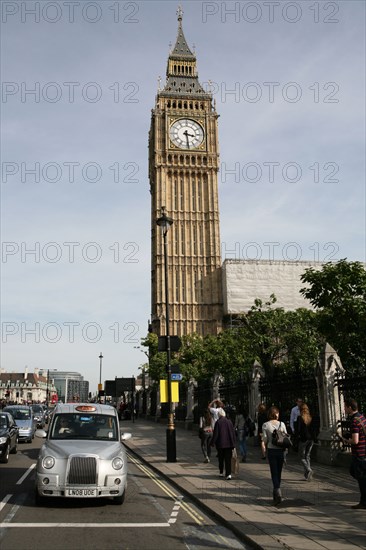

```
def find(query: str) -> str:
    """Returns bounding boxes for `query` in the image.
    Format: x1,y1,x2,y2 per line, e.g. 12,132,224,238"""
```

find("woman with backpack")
298,403,315,481
262,406,290,505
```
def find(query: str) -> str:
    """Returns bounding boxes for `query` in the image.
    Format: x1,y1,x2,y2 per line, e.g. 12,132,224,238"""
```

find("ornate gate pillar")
315,343,345,464
185,378,197,424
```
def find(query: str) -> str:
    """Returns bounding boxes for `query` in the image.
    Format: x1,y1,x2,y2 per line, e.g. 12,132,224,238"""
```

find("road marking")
0,495,12,512
127,452,205,526
16,464,36,485
0,523,170,529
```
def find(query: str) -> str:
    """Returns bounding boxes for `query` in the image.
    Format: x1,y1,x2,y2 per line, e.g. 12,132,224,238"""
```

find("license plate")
66,488,97,497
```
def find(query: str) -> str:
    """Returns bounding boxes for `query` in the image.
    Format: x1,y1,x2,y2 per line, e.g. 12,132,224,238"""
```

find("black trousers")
218,447,233,476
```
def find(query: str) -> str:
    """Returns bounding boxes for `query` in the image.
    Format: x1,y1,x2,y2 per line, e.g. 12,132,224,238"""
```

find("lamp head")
156,206,173,236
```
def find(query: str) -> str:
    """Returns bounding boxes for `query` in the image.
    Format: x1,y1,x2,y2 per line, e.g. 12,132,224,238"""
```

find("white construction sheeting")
222,260,323,314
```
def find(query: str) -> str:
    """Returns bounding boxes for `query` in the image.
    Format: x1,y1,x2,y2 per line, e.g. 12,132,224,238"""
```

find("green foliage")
234,295,321,377
300,259,366,374
140,333,166,383
142,294,322,383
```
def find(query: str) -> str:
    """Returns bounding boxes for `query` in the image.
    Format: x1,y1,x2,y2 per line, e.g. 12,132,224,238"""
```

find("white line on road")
16,464,36,485
0,523,170,529
0,495,12,512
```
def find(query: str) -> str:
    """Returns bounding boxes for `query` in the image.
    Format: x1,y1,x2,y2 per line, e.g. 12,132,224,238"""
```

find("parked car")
3,405,36,443
30,404,46,429
0,412,19,463
35,403,132,505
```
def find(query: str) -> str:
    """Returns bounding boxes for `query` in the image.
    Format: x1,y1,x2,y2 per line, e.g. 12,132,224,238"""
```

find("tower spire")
160,9,211,98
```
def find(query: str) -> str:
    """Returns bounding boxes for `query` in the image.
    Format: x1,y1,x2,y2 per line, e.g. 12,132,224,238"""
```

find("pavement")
122,417,366,550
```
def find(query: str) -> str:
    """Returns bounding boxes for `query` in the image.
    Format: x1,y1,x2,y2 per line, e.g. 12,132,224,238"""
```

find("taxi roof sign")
75,405,97,412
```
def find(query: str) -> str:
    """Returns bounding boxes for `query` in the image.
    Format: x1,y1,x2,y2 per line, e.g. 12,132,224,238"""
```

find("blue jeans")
200,432,213,459
298,440,314,475
267,448,285,490
237,429,247,457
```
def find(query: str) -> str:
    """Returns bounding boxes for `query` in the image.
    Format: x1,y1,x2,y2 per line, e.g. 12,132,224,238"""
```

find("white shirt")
290,405,300,432
209,407,224,429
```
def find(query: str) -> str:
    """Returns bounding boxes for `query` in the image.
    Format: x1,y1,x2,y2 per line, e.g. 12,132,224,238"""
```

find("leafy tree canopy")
300,259,366,374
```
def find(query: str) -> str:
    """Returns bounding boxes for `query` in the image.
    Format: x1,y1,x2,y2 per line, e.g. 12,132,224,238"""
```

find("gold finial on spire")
177,5,183,21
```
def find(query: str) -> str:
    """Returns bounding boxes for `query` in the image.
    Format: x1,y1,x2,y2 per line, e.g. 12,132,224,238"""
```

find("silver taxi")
35,403,131,505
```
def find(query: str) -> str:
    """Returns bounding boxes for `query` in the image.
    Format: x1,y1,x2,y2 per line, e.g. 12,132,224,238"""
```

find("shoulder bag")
272,422,293,449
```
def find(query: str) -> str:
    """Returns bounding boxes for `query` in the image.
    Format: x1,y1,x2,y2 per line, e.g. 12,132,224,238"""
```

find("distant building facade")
48,370,89,403
0,367,57,404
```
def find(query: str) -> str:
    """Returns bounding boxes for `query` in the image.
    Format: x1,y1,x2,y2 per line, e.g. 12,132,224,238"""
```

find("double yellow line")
127,452,204,525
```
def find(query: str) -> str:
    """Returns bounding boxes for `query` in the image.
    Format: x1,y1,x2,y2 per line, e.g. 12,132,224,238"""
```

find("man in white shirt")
209,399,225,429
290,398,303,432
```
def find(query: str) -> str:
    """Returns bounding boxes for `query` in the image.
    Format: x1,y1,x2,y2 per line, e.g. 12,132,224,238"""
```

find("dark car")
0,412,19,463
3,405,36,442
30,404,46,429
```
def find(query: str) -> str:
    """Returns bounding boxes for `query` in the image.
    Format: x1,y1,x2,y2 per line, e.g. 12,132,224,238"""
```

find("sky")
1,0,365,393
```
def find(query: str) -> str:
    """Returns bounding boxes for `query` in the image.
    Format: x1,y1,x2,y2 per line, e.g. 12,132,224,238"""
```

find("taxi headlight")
0,437,7,445
112,457,124,470
42,456,55,469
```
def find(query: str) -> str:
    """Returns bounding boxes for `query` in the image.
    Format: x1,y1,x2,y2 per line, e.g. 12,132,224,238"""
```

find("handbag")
231,448,240,475
272,422,292,449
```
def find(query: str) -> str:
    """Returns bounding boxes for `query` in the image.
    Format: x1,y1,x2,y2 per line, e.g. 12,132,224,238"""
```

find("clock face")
169,119,204,149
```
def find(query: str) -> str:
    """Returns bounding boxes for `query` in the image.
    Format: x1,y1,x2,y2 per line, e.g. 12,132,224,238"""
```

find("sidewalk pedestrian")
298,403,315,481
211,409,236,480
290,397,303,451
257,403,267,460
262,406,289,505
208,398,225,428
199,408,213,463
234,407,254,463
342,398,366,509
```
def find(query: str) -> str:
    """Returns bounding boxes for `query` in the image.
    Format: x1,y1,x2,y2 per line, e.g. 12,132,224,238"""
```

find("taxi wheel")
34,488,46,506
113,490,125,505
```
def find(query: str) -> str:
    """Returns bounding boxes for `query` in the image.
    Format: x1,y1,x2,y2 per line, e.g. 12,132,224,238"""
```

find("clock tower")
149,8,223,337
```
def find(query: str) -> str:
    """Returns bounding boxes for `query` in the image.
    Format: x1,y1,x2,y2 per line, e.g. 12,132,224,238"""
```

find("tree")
300,259,366,374
237,296,321,378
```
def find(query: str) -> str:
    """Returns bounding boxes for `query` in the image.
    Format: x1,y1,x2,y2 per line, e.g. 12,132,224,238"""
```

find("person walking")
262,406,289,505
342,398,366,509
199,408,213,463
211,409,236,480
297,403,315,481
208,398,225,428
257,403,267,460
234,407,254,462
290,397,303,451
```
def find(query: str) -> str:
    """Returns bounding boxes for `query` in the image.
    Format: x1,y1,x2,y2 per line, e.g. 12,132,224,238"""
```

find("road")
0,437,252,550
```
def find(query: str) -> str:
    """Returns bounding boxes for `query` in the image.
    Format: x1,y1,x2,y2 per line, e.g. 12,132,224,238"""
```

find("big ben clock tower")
149,8,223,338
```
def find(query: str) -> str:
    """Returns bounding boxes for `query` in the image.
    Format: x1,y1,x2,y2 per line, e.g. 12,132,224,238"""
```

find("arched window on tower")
193,224,197,255
197,175,202,211
191,173,196,211
181,268,186,303
175,269,179,302
180,224,185,255
173,176,178,210
180,177,184,210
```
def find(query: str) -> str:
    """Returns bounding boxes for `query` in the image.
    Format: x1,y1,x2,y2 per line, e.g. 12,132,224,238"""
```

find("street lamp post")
156,206,176,462
99,352,103,403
